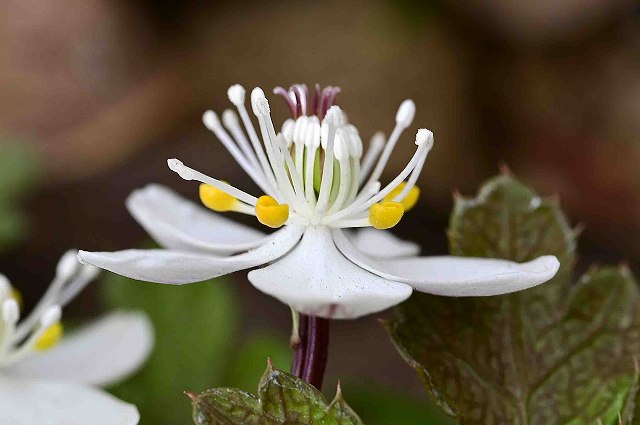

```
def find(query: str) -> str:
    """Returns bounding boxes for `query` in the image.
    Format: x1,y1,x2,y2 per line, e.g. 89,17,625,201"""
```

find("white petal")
127,184,268,255
349,228,420,258
332,229,560,296
78,225,304,284
8,312,153,386
0,377,139,425
248,227,412,319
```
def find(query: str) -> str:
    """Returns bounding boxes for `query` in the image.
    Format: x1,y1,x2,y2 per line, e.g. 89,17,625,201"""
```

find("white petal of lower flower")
332,229,560,296
7,312,153,387
349,228,420,258
248,227,412,319
127,184,268,255
78,225,303,284
0,378,139,425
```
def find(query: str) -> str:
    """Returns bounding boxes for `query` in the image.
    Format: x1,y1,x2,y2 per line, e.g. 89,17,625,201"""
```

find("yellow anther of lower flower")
35,322,63,351
385,182,420,211
256,196,289,228
10,288,23,309
369,201,404,230
199,183,237,212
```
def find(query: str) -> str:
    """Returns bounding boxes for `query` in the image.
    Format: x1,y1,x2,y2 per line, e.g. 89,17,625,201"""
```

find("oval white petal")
8,312,153,387
332,229,560,296
0,378,139,425
127,184,268,255
348,228,420,258
77,225,303,284
248,227,412,319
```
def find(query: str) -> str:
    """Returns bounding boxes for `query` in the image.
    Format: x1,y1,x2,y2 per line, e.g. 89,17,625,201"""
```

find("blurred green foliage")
346,384,454,425
0,142,39,250
104,274,291,425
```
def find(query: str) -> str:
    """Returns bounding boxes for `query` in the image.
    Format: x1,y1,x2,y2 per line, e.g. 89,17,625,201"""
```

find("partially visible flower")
0,251,153,425
79,84,559,319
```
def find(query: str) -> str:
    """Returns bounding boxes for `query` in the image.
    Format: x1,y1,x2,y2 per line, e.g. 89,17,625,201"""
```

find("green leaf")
189,363,364,425
388,174,640,424
104,274,238,425
619,370,640,424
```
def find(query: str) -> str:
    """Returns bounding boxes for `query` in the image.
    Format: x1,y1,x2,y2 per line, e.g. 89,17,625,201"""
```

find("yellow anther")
10,288,23,310
199,183,237,212
369,201,404,230
35,322,63,351
385,182,420,211
256,196,289,228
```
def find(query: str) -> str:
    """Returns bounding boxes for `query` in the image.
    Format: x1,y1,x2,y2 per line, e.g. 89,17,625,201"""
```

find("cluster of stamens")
168,83,433,230
0,252,98,366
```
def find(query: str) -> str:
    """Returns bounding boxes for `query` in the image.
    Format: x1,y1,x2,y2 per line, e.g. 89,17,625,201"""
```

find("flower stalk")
291,314,330,390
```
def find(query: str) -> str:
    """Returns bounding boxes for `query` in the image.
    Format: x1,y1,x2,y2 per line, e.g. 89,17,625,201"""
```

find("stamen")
327,142,352,214
2,299,19,324
315,106,343,214
0,274,9,299
199,183,237,212
57,264,100,307
393,129,433,205
12,251,77,342
56,250,81,282
359,132,385,185
228,85,281,200
386,183,420,211
362,99,415,189
35,322,63,351
6,305,62,362
255,196,289,228
168,159,258,206
9,288,22,309
251,93,302,211
324,129,428,223
368,201,405,229
276,134,308,211
0,299,19,358
203,110,272,196
221,109,262,172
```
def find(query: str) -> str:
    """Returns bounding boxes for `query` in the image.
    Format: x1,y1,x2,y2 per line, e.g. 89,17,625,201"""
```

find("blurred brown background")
2,0,640,402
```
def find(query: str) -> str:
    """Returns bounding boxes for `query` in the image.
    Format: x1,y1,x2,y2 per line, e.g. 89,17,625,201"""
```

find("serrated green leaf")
190,365,364,425
388,174,640,424
104,274,238,425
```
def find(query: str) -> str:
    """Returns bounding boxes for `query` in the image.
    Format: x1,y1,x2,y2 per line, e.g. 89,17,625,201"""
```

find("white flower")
0,251,153,425
78,84,560,319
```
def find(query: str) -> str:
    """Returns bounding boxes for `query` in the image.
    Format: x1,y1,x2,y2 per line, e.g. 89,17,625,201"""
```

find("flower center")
168,84,435,230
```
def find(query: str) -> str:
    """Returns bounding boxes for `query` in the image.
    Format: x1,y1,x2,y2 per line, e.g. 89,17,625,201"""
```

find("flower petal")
349,228,420,258
332,229,560,296
0,377,139,425
8,312,153,387
248,227,412,319
127,184,268,255
78,225,304,284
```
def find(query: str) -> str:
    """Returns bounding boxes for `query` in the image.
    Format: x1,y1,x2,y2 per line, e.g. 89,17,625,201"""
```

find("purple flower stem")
291,314,309,377
291,314,330,390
